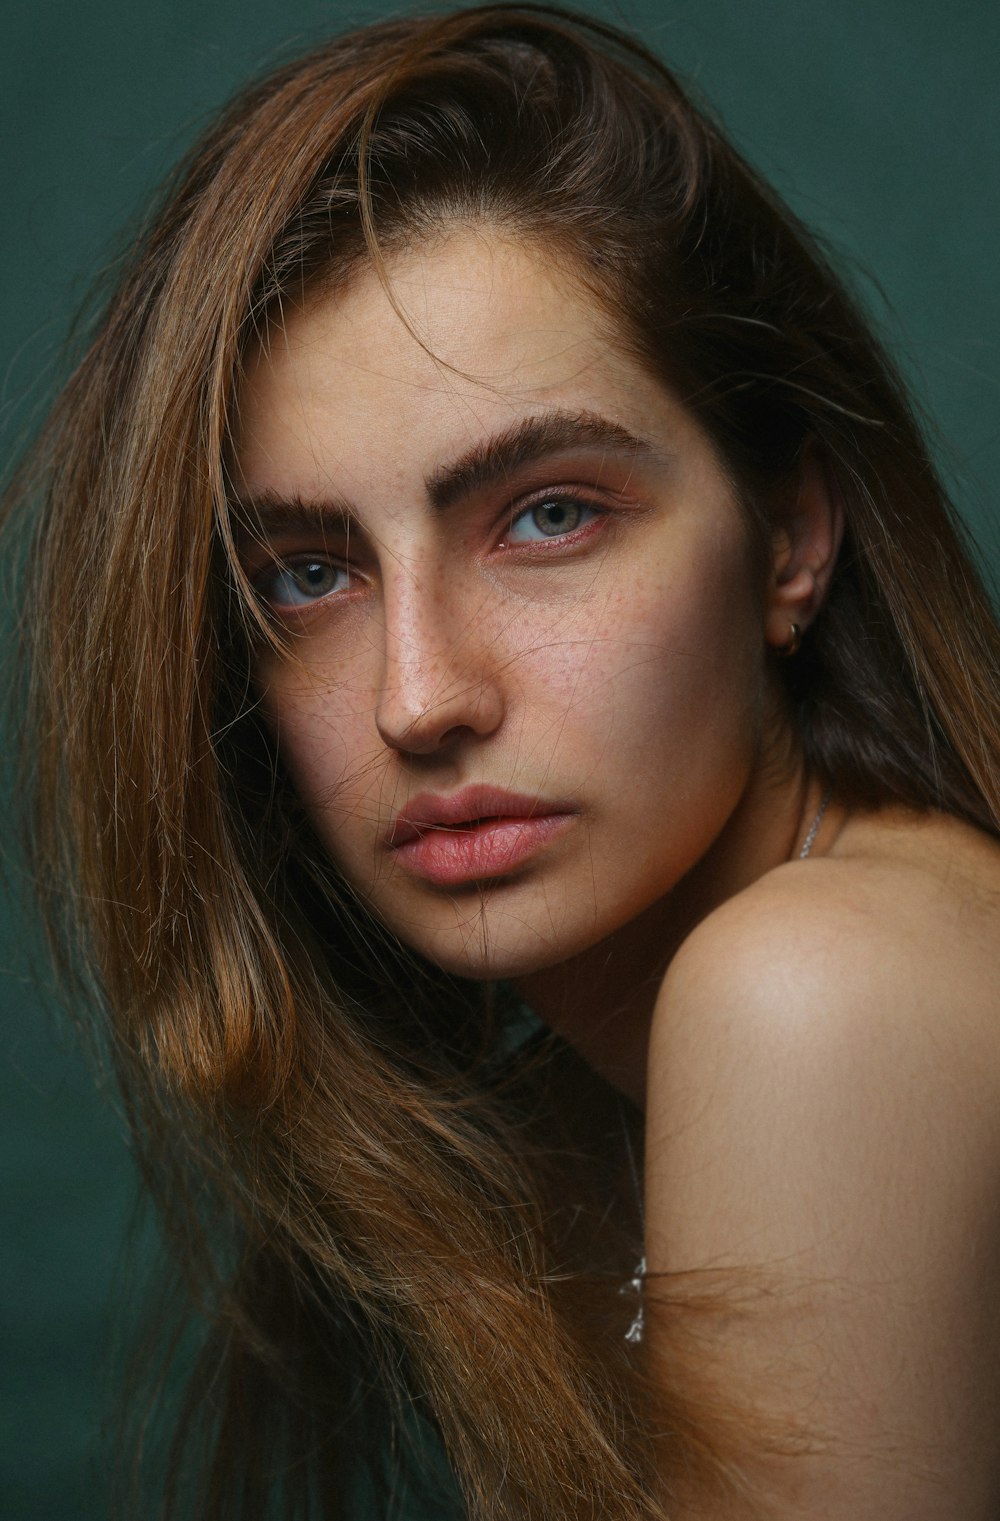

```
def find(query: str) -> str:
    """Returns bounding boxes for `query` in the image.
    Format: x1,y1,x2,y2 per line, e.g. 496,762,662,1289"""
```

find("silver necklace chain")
799,788,832,860
622,786,833,1345
622,1121,646,1344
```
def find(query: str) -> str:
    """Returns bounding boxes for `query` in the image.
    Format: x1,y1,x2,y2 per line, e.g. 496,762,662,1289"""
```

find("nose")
374,576,504,755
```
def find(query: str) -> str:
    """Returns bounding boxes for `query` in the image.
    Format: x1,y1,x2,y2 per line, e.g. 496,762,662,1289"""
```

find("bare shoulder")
656,805,1000,1088
645,809,1000,1516
648,806,1000,1236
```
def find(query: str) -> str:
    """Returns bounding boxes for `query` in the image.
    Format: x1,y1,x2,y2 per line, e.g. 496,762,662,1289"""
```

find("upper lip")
386,786,574,848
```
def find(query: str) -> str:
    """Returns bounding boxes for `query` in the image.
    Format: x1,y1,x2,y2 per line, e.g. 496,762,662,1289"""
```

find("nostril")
375,668,505,755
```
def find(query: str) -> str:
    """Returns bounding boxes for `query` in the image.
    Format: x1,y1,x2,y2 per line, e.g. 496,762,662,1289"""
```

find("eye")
258,557,350,609
504,496,601,544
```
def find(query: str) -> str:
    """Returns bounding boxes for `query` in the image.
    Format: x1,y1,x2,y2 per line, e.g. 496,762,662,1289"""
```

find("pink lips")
386,785,576,887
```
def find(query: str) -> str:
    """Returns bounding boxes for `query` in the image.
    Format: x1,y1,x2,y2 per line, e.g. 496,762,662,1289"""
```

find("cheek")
562,559,766,922
258,657,387,823
255,526,765,881
515,544,764,779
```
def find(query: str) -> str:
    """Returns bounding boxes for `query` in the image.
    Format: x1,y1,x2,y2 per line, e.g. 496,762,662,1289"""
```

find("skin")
235,226,1000,1516
235,226,837,1100
646,816,1000,1517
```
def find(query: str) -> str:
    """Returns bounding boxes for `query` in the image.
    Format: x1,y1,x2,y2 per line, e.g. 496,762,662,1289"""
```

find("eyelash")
253,556,352,610
498,492,604,548
253,490,609,612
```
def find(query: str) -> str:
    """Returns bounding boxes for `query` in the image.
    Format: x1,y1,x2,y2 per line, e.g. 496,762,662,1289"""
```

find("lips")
386,785,576,886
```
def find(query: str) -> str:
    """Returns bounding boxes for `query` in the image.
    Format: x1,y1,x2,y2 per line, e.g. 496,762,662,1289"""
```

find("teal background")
2,2,998,1516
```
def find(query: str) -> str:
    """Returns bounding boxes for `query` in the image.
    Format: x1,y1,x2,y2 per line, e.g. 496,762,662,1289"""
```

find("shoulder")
644,813,1000,1513
649,810,1000,1211
647,830,1000,1253
647,831,1000,1256
654,806,1000,1092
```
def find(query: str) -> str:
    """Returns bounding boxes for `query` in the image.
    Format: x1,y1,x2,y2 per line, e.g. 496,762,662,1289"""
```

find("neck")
517,751,819,1106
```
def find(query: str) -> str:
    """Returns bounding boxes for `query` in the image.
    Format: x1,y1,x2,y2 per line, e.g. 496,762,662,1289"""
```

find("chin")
381,891,612,984
412,929,572,984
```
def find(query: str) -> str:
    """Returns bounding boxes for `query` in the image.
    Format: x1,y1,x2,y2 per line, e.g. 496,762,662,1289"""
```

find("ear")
764,447,844,654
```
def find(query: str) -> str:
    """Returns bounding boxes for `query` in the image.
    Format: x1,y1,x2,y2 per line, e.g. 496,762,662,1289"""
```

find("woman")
10,4,1000,1516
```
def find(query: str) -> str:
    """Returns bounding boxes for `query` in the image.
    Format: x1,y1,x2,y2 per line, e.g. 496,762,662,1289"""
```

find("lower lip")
390,814,574,887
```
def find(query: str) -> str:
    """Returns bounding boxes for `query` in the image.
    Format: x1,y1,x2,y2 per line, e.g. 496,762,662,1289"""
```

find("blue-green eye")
262,558,349,608
506,497,599,543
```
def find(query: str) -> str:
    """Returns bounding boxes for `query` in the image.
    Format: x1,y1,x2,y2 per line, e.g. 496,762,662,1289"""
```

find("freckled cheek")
512,561,761,775
256,658,386,818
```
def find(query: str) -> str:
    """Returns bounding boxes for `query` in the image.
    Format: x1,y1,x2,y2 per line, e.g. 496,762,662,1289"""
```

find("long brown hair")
10,5,1000,1517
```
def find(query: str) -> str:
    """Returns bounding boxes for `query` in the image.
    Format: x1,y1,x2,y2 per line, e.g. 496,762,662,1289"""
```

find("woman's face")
235,228,776,980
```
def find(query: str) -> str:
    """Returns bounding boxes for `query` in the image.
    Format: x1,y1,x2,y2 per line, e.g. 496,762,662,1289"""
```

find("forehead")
233,228,686,502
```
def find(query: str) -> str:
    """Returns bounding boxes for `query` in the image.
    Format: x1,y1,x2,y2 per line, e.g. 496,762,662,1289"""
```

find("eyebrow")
425,409,666,512
232,408,667,541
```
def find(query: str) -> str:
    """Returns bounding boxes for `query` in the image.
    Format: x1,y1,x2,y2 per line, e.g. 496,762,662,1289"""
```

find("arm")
644,870,1000,1519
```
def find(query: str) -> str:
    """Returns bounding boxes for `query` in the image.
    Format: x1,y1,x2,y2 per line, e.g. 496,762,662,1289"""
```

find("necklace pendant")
622,1255,646,1344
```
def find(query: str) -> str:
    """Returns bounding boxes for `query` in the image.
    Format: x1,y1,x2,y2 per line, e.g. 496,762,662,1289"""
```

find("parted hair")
9,5,1000,1518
